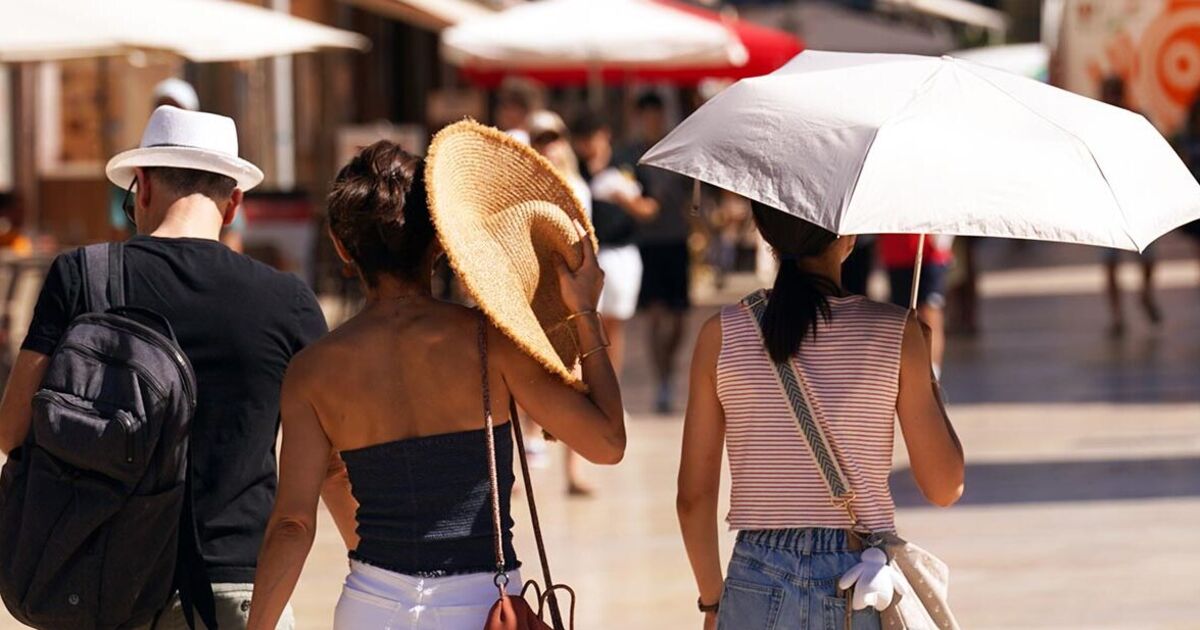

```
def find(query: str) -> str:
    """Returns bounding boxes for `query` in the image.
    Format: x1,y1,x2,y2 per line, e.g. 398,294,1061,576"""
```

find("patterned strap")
740,291,859,518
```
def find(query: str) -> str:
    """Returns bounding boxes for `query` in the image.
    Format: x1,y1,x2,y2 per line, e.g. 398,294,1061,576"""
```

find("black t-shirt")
22,236,328,583
579,158,638,247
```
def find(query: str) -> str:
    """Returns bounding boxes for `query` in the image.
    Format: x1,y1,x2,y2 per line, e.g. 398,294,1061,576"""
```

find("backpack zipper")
71,315,197,410
56,343,169,401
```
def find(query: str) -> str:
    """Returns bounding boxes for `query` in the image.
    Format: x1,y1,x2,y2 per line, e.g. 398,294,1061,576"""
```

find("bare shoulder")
697,312,723,348
691,311,724,375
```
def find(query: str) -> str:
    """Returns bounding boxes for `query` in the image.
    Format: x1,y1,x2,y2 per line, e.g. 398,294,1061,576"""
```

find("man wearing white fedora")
0,106,325,628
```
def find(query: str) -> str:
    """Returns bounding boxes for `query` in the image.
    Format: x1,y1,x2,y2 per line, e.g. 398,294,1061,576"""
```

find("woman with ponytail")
677,200,964,629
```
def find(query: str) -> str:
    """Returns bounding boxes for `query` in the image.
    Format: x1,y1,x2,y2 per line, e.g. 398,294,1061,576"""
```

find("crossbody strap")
741,291,861,526
478,314,567,629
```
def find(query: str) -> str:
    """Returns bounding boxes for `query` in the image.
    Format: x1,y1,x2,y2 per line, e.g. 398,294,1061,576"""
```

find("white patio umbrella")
0,0,369,63
640,50,1200,307
442,0,747,107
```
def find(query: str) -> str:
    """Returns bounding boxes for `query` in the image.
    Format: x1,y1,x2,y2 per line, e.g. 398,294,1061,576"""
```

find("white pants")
597,244,643,321
334,560,521,630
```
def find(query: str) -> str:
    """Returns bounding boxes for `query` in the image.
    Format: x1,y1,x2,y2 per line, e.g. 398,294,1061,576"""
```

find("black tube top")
340,425,519,577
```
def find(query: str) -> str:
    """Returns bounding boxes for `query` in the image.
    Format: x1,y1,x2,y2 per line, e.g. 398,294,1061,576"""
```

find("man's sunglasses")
120,178,137,228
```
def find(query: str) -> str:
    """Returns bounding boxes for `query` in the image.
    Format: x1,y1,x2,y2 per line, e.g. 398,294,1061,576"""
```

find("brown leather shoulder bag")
477,316,575,630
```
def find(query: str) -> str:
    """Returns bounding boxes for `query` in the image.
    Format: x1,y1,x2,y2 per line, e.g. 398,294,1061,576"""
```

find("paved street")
1,234,1198,628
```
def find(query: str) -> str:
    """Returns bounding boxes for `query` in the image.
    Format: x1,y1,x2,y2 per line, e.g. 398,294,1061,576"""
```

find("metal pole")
909,233,925,311
587,63,602,112
272,0,296,191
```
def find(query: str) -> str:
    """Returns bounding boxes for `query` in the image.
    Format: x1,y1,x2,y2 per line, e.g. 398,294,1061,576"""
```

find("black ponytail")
762,260,839,363
750,201,841,364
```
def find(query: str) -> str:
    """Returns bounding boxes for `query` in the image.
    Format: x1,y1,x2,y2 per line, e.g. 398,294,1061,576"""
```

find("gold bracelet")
580,341,610,360
565,309,600,323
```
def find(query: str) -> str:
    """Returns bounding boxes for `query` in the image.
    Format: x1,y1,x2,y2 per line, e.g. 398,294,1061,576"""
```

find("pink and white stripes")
717,294,908,533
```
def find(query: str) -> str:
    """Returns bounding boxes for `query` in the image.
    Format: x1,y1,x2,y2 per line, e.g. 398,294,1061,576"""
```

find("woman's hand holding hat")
556,221,604,314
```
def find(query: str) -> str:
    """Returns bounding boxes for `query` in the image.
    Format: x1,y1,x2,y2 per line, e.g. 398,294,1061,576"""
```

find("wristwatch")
697,597,720,614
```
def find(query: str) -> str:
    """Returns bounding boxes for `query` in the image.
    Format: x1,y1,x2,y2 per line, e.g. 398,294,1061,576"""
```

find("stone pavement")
1,234,1198,628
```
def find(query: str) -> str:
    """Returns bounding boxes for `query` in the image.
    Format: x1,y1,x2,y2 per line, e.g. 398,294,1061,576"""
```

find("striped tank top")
717,290,909,532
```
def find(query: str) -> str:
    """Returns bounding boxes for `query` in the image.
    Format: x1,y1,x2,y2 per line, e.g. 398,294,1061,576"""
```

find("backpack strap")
81,243,126,313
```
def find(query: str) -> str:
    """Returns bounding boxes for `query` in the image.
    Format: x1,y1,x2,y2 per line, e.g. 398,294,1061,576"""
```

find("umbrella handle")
909,233,925,312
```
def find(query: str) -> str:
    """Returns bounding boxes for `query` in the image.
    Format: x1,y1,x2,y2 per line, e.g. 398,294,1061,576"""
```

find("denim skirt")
717,528,882,630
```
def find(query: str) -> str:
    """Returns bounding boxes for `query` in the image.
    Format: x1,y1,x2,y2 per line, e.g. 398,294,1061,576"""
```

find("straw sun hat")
426,119,596,389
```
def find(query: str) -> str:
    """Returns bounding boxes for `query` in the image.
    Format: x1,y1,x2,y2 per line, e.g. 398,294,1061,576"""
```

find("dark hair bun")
328,141,435,284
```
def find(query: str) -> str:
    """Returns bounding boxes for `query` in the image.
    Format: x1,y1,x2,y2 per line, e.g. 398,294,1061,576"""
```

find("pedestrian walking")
878,233,953,373
530,109,602,496
620,92,693,413
248,125,625,630
1098,76,1162,336
573,113,657,381
1171,97,1200,275
677,201,964,630
0,105,326,629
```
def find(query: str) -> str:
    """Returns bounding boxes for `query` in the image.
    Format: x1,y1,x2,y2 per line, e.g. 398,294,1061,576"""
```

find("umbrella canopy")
0,0,369,63
640,50,1200,253
442,0,748,73
950,43,1048,82
458,0,802,87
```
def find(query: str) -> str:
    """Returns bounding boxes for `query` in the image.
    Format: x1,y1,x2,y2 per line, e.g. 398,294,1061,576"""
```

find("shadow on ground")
891,457,1200,507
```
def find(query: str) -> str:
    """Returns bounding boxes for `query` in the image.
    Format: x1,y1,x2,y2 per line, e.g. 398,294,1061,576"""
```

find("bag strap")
478,314,567,630
81,242,126,313
741,291,862,528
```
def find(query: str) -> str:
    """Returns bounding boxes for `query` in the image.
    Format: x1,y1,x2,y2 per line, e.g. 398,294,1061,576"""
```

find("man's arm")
2,253,80,456
0,351,50,455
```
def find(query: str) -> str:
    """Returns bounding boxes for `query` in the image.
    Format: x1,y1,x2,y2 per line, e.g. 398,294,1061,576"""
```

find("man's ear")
222,189,244,227
135,168,152,211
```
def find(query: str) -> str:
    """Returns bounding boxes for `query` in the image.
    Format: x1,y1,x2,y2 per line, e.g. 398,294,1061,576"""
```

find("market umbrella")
0,0,369,63
458,0,803,88
442,0,749,106
640,50,1200,307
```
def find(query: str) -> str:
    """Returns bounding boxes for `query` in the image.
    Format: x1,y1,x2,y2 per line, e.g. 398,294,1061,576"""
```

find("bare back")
294,299,511,452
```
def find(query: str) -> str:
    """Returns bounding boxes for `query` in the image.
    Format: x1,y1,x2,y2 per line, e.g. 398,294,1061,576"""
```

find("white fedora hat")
105,105,264,191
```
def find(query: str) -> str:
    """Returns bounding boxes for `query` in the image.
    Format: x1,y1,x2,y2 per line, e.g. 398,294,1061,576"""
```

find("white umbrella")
642,50,1200,305
0,0,369,63
950,43,1048,81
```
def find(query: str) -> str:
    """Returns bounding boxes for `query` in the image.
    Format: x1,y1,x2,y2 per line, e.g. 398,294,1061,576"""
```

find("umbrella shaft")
909,233,925,311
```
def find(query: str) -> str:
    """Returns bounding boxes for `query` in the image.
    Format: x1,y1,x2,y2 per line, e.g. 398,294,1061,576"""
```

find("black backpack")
0,243,214,629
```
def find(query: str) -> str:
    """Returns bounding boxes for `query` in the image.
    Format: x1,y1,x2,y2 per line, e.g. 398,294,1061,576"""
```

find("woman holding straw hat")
248,122,625,630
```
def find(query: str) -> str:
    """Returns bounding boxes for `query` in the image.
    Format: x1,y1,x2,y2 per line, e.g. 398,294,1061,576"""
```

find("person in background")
568,112,658,495
678,201,962,630
1099,75,1161,336
529,110,592,218
878,233,953,373
529,110,600,496
841,234,876,296
1171,97,1200,275
620,91,694,414
494,77,542,146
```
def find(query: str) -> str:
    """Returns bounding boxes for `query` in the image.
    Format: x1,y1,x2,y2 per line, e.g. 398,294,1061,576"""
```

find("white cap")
152,78,200,112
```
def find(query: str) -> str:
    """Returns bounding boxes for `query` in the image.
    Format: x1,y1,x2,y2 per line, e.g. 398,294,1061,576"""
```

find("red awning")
460,0,803,88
